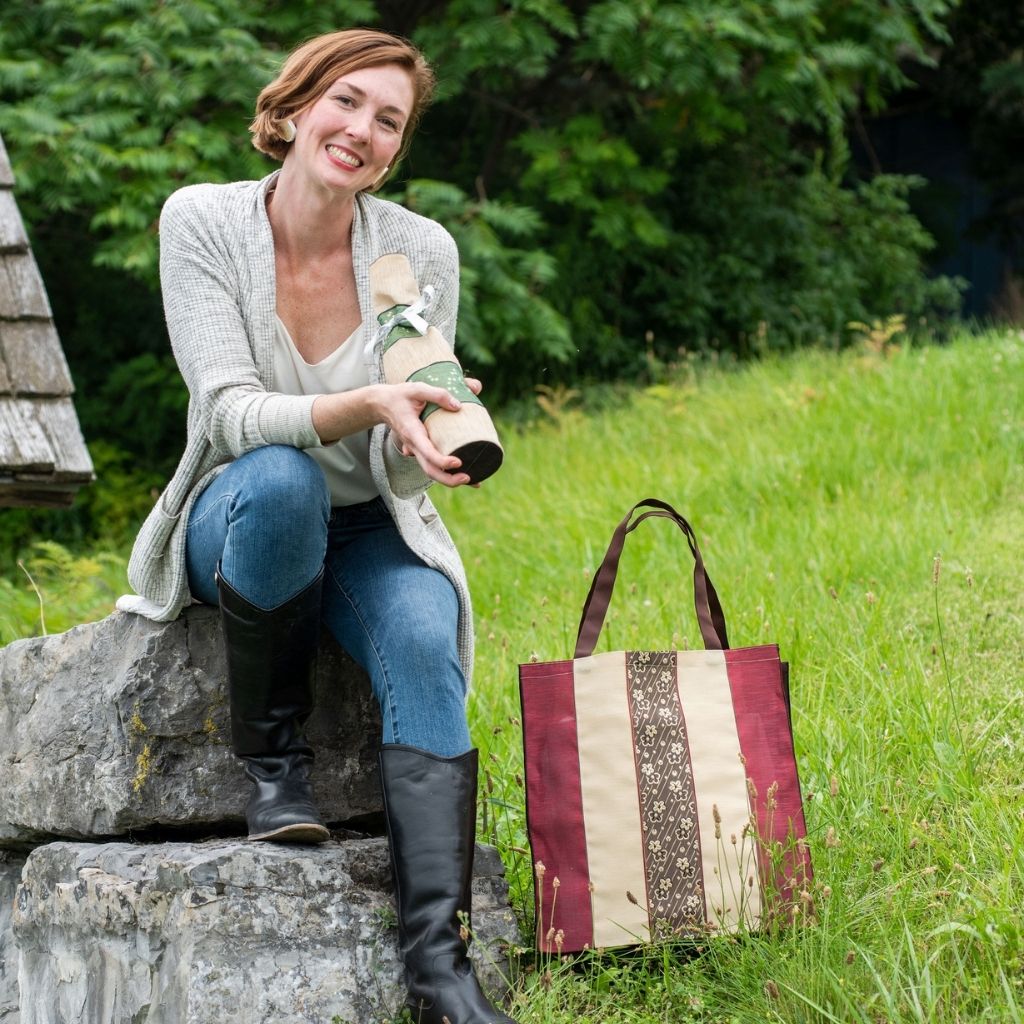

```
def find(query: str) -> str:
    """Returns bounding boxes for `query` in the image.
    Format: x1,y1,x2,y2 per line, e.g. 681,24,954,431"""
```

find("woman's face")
288,63,415,195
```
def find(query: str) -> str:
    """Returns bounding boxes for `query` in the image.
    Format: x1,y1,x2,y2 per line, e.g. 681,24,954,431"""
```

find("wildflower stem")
18,560,46,636
933,560,976,787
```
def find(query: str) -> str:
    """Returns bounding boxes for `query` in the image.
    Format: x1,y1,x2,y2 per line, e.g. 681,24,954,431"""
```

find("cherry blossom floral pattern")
627,650,705,933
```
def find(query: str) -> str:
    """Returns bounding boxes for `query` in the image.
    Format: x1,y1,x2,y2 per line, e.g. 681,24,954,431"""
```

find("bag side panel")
520,660,594,952
724,646,813,907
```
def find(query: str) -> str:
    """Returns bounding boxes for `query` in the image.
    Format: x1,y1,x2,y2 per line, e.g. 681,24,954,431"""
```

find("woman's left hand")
391,375,486,488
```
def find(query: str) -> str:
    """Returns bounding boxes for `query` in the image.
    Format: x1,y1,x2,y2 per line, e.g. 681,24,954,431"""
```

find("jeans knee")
235,446,330,526
409,632,466,698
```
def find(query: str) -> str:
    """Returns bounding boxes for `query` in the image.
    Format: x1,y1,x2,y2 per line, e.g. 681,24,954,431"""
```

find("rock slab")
0,606,383,848
0,851,23,1023
12,837,518,1024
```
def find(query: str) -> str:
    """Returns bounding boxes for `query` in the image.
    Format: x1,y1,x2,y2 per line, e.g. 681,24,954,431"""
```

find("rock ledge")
13,837,518,1024
0,606,382,848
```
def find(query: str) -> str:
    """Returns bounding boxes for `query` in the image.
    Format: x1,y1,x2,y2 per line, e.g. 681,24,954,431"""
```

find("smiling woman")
265,62,419,364
287,65,413,192
250,30,436,183
116,27,517,1024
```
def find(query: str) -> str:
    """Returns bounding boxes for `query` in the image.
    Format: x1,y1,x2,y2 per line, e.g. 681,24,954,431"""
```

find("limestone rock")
13,838,519,1024
0,850,23,1023
0,607,383,848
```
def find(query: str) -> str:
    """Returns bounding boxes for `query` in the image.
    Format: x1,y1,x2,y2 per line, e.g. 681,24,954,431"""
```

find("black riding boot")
217,567,330,843
379,744,518,1024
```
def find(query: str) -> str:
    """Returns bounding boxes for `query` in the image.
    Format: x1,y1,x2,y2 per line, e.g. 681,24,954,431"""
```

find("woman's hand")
312,378,487,488
377,380,482,488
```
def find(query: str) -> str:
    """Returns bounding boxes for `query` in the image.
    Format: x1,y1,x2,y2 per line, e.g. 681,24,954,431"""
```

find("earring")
280,119,297,143
373,165,391,186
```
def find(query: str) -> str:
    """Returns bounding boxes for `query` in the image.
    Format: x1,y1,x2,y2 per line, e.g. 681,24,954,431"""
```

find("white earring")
280,119,297,143
374,165,391,186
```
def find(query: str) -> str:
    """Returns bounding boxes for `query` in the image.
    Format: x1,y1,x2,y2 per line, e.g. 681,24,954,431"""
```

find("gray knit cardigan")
117,171,475,682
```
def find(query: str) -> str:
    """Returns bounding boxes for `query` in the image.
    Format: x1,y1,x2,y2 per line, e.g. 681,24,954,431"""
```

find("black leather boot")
217,567,330,844
379,744,518,1024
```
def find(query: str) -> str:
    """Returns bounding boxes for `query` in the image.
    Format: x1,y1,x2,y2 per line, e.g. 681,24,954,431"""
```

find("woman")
117,28,517,1024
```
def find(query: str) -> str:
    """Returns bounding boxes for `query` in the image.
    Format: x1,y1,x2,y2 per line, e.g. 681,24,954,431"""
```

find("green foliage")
0,442,164,564
932,0,1024,252
489,0,963,371
637,166,965,360
518,116,671,250
413,0,576,96
0,540,124,644
1,0,262,278
0,0,379,275
77,354,189,474
0,0,973,537
69,441,168,539
395,178,573,392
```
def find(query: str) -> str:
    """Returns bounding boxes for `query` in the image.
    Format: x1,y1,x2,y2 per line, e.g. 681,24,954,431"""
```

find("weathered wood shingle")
0,131,94,508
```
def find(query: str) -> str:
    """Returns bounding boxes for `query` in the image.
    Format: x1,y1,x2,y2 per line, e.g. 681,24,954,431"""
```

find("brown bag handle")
574,499,730,658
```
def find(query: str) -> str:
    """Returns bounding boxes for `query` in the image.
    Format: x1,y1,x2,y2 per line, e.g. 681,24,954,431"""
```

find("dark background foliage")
0,0,1018,554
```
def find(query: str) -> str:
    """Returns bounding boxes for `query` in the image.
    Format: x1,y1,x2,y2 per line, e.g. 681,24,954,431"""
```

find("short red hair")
249,29,436,187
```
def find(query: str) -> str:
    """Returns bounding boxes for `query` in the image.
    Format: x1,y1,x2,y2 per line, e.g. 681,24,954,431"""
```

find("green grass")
430,326,1024,1023
3,326,1022,1021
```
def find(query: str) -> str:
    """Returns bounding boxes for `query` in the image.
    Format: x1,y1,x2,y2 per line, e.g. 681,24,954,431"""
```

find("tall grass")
433,326,1024,1022
2,327,1021,1021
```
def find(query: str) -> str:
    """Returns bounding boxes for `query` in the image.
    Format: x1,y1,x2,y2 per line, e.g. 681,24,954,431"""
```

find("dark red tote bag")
519,499,812,952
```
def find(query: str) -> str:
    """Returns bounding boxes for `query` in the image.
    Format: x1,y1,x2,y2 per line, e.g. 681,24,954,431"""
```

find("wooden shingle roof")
0,132,93,508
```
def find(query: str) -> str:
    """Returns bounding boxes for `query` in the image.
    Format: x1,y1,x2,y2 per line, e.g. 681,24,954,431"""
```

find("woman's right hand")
372,383,472,487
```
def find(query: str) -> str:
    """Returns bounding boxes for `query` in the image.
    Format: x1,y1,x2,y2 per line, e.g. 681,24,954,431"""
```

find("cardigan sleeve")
159,188,324,458
381,225,462,498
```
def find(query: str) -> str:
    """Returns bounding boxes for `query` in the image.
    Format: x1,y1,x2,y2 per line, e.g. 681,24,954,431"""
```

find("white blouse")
272,315,379,506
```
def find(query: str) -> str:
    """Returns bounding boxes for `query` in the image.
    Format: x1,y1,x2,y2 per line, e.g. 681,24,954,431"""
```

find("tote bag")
519,499,812,952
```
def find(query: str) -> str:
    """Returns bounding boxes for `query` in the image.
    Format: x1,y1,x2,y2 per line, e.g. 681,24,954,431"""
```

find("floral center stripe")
627,650,705,935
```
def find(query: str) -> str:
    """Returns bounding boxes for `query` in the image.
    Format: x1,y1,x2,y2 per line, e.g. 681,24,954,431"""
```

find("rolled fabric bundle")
370,253,504,484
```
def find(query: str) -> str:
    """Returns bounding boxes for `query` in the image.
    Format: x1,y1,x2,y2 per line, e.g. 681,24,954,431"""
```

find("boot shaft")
380,744,519,1023
379,745,478,964
217,568,323,757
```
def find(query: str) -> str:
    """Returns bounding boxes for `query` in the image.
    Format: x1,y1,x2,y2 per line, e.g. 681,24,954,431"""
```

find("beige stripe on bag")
573,652,651,947
676,649,762,931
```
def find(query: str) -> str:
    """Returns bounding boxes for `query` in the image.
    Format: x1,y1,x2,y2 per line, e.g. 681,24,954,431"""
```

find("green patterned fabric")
377,304,423,352
408,361,481,420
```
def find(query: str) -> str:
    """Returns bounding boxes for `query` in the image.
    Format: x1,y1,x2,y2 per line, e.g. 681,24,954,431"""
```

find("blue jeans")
185,445,471,757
